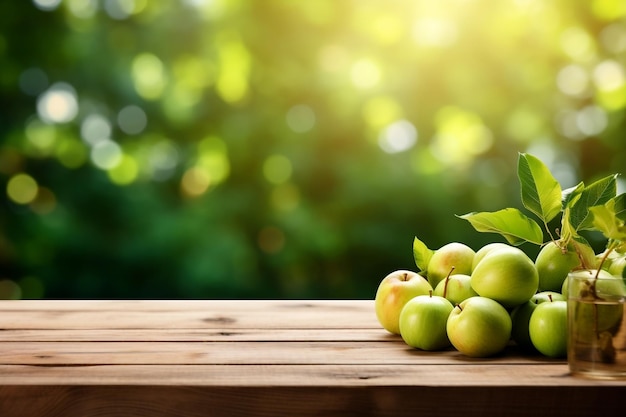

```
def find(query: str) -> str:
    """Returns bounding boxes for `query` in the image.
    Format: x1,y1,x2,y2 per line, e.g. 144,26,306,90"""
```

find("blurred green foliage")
1,0,625,299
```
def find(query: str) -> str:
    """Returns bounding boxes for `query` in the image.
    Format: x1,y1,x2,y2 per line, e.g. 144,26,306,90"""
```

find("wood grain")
0,300,377,329
0,363,590,387
0,328,389,342
0,340,561,366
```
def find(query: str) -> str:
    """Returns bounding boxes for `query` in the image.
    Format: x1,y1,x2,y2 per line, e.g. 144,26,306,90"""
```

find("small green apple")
446,296,512,358
399,292,454,351
426,242,475,289
472,242,512,271
374,270,433,335
608,255,626,277
529,299,568,358
510,291,566,351
471,246,539,308
535,241,595,292
596,248,621,272
433,273,478,306
568,269,626,300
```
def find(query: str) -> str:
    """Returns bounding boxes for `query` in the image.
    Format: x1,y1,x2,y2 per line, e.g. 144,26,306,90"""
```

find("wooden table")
0,300,624,416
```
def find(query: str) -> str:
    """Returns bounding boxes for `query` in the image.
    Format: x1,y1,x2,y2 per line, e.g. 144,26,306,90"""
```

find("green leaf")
613,193,626,222
517,153,563,224
559,204,577,244
561,182,584,210
559,182,585,243
589,198,626,241
413,236,434,272
569,174,617,231
457,208,544,246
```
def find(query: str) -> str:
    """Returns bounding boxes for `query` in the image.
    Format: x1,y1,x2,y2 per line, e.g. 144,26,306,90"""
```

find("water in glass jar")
568,297,626,379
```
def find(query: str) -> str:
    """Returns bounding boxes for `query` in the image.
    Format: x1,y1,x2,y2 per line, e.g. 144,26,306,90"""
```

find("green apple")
568,269,626,342
433,273,478,306
568,269,626,299
472,242,512,271
426,242,475,289
596,248,621,272
608,255,626,277
510,291,566,351
374,270,433,335
529,299,568,358
399,292,454,351
446,296,512,357
471,246,539,308
535,241,595,292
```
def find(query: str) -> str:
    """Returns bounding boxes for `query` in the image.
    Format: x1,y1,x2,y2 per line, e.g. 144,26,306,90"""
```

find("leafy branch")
413,153,624,277
457,153,623,262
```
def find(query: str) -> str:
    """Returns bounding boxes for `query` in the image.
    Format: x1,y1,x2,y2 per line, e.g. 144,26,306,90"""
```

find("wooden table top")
0,299,624,417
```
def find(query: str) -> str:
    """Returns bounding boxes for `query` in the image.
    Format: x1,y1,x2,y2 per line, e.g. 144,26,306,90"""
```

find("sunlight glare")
37,83,79,124
350,59,381,89
378,120,418,154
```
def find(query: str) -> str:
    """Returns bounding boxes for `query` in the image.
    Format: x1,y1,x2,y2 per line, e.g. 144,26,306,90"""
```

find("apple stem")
573,243,591,271
455,303,462,312
591,241,619,299
545,223,557,243
595,246,615,279
429,290,433,298
443,267,455,298
548,293,553,302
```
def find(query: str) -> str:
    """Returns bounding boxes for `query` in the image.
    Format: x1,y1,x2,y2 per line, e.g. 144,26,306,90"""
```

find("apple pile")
375,153,626,358
374,243,567,358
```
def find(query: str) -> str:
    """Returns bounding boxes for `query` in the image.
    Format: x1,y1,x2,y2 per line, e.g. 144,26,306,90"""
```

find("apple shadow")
400,341,567,363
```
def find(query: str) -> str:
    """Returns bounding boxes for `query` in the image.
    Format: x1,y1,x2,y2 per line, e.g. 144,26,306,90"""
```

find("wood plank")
0,341,562,366
0,301,379,330
0,383,623,417
0,363,598,387
0,299,372,312
0,328,394,342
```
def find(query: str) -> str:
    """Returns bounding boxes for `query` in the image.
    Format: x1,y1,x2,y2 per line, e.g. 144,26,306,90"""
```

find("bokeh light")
19,67,48,96
108,155,140,185
350,59,381,90
181,166,212,197
132,53,166,101
215,37,250,104
430,107,493,165
412,17,458,47
286,105,316,133
118,105,148,135
263,155,292,185
592,60,625,92
81,114,113,147
148,140,180,181
7,173,38,205
32,0,61,12
378,120,418,154
36,83,79,124
66,0,98,19
2,1,626,300
557,65,590,97
91,140,123,170
0,280,21,300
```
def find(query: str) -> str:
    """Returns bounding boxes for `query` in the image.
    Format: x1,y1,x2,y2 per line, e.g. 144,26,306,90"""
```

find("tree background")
1,0,625,299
